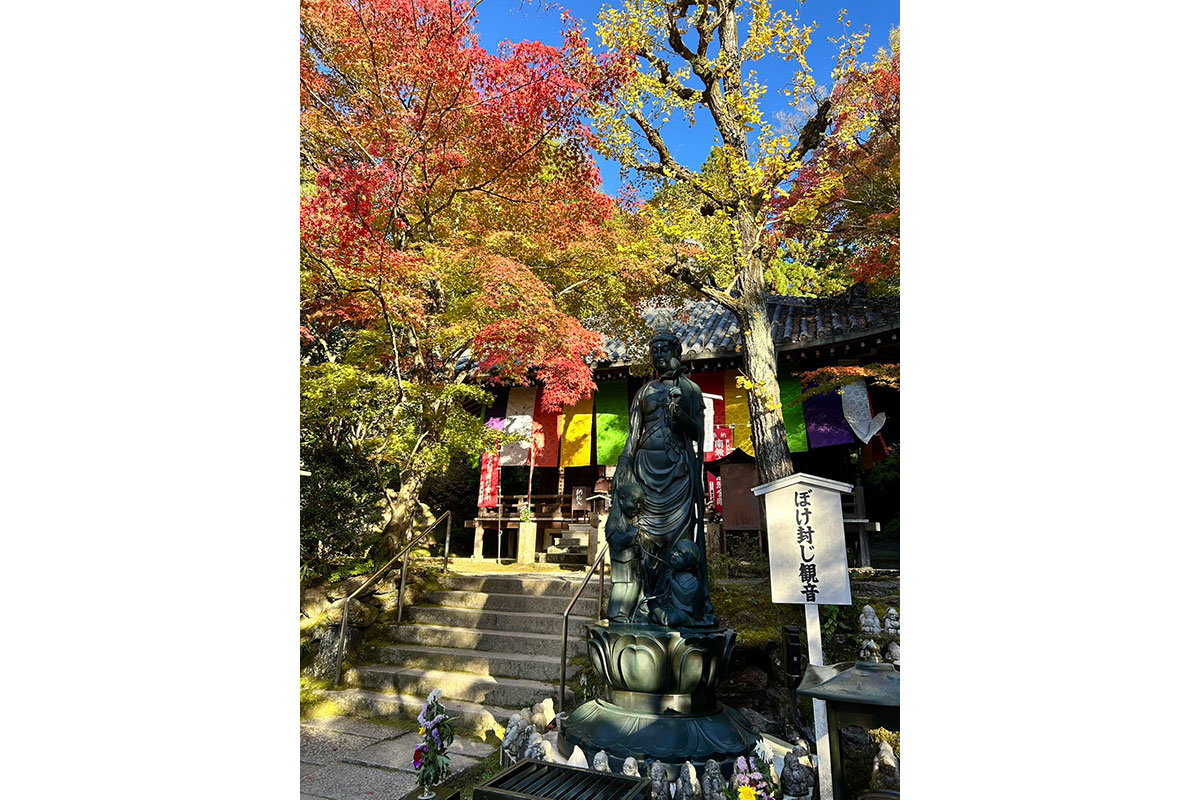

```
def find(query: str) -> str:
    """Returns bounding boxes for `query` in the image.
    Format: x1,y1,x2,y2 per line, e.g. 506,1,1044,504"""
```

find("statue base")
556,621,758,779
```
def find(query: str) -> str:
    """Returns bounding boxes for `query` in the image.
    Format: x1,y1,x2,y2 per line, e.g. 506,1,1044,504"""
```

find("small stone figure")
502,714,525,764
592,751,611,772
648,760,670,800
647,540,709,627
886,641,900,665
860,639,880,661
780,751,816,799
676,761,699,799
792,741,810,761
538,698,556,730
606,482,646,622
883,607,900,636
701,759,726,800
859,605,882,635
568,746,589,768
522,731,547,762
622,757,640,777
870,740,900,791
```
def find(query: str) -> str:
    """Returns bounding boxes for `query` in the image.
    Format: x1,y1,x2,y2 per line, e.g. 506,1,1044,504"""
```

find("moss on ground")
300,676,340,720
454,750,502,799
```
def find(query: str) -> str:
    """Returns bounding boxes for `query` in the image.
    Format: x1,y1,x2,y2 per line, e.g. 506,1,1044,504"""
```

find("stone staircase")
317,573,606,741
543,522,592,568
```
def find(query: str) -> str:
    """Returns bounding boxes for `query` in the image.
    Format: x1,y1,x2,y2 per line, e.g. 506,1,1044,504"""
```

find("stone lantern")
796,655,899,800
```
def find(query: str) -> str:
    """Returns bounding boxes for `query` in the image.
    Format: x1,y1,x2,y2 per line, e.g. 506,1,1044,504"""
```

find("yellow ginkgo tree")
593,0,885,484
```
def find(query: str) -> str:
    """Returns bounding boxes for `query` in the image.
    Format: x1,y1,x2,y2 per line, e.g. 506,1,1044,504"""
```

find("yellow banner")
559,394,594,467
725,371,755,456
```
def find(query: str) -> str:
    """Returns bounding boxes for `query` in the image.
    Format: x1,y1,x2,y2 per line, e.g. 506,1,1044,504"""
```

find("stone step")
379,624,588,658
314,687,509,740
546,552,588,566
404,605,595,636
427,590,599,617
342,666,572,711
567,523,594,533
439,574,604,598
557,533,590,546
547,545,588,555
361,642,582,683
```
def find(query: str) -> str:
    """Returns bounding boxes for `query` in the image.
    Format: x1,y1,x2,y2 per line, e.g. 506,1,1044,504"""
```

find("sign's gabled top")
751,471,854,497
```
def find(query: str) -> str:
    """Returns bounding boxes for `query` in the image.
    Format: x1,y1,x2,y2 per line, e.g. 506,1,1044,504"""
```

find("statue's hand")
667,386,682,417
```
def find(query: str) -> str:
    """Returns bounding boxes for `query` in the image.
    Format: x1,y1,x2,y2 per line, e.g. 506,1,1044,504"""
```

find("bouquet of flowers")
413,689,456,798
728,754,778,800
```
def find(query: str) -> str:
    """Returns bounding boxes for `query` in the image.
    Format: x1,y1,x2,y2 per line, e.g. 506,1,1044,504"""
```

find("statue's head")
617,481,645,518
649,325,683,375
669,539,701,571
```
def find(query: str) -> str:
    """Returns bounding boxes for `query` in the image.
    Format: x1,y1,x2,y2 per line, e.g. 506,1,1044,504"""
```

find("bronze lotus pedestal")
556,622,758,779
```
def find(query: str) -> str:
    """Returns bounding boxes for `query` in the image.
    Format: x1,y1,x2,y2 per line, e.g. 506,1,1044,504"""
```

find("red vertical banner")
706,471,723,514
478,450,500,508
707,425,732,462
531,388,562,468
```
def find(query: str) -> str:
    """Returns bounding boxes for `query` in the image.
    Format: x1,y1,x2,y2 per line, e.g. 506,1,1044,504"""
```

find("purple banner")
802,390,856,448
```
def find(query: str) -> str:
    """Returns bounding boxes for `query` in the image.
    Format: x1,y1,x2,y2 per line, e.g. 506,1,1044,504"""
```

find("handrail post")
559,542,609,714
330,510,449,688
397,549,410,623
442,512,452,573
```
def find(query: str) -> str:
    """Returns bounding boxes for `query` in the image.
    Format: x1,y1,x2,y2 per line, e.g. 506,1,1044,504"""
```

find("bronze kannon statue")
605,326,714,628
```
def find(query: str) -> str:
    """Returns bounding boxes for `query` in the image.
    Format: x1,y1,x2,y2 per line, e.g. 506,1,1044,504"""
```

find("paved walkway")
301,716,495,800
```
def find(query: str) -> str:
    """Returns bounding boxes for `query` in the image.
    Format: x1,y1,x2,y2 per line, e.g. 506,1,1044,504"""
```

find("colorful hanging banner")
531,389,562,468
499,386,536,467
840,379,886,444
803,390,856,448
724,371,754,456
707,425,733,462
560,394,594,467
702,396,715,453
692,371,726,424
706,470,723,514
478,450,500,508
594,380,629,466
777,375,810,453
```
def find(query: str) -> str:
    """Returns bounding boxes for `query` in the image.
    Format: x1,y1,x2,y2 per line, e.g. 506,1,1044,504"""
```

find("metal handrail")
332,510,452,688
559,542,608,713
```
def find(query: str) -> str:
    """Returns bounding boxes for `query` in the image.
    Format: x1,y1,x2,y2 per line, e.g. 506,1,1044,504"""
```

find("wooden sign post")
753,472,854,800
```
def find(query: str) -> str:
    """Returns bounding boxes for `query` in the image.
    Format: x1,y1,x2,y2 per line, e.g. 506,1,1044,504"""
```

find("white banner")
499,387,536,467
840,379,886,444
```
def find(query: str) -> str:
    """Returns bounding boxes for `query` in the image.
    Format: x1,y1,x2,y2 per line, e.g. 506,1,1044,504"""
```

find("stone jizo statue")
886,641,900,665
592,750,611,772
648,760,670,800
522,731,547,762
621,756,640,777
701,759,726,800
676,761,699,799
781,750,816,799
883,607,900,636
870,740,900,791
859,605,882,635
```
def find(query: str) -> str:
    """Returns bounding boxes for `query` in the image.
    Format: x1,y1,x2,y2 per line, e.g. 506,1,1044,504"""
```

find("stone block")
517,521,538,564
301,761,418,800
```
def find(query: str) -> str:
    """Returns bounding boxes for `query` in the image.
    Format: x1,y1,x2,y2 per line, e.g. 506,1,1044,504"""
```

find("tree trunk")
731,212,793,486
738,305,793,485
375,471,425,561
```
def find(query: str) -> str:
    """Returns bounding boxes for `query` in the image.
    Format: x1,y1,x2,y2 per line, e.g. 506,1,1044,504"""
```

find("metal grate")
474,759,649,800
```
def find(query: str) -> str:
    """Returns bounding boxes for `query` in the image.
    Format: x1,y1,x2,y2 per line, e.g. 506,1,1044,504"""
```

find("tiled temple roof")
599,292,900,366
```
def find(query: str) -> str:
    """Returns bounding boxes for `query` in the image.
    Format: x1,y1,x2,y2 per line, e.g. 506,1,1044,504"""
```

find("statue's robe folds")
616,369,713,624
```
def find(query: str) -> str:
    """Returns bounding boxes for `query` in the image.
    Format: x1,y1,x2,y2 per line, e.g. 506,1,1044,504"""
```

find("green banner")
594,380,629,466
778,375,809,452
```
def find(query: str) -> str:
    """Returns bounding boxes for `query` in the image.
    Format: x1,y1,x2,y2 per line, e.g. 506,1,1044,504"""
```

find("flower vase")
417,785,436,800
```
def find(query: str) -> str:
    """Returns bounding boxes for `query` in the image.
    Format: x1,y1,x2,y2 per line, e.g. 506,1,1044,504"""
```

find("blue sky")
472,0,900,195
